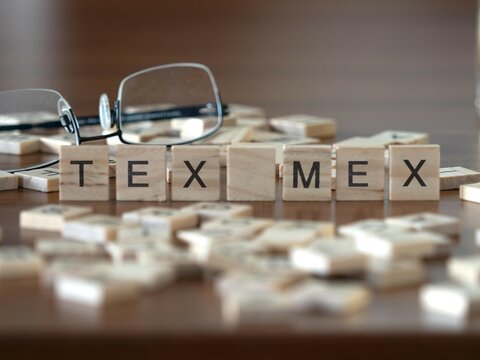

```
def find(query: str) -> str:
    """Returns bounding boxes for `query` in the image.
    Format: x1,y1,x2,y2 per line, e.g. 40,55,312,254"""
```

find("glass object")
0,63,226,172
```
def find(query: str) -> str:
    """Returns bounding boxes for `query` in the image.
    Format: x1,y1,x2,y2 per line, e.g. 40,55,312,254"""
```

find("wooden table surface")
1,0,480,358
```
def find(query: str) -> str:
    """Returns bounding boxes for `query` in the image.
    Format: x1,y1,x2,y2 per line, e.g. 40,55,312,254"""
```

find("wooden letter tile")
15,167,60,192
389,145,440,201
227,145,276,201
60,145,109,201
282,145,332,201
20,204,93,231
336,146,385,201
115,145,166,201
385,212,459,236
269,114,336,138
0,133,40,155
460,182,480,204
440,166,480,190
171,145,220,201
122,206,198,233
0,170,18,191
181,202,253,221
63,214,126,243
0,246,43,279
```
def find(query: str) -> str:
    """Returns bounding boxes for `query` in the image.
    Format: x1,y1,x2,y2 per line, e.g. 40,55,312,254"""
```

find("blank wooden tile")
0,133,40,155
20,204,93,231
366,258,425,290
0,246,43,279
171,145,220,201
368,130,429,147
291,280,371,315
122,206,198,233
354,230,447,259
441,166,480,190
282,145,332,201
254,220,335,253
181,202,253,221
202,126,255,145
269,114,336,138
60,145,109,201
336,146,385,201
389,145,440,201
227,145,276,201
115,145,166,201
447,256,480,286
460,182,480,204
107,263,175,291
106,240,173,264
228,103,266,119
0,170,18,191
202,217,273,237
420,282,480,319
338,219,408,239
54,270,139,307
15,167,60,192
385,212,459,236
290,238,367,276
35,238,101,257
63,214,126,243
40,134,74,154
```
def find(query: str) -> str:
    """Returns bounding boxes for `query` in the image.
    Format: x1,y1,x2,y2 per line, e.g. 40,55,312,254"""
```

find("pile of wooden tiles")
0,202,477,324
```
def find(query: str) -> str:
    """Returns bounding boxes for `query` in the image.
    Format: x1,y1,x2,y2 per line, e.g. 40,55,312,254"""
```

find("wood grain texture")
15,168,60,193
0,170,18,191
227,145,276,201
115,145,166,201
59,145,109,201
336,146,385,201
389,145,440,201
282,145,332,201
171,145,220,201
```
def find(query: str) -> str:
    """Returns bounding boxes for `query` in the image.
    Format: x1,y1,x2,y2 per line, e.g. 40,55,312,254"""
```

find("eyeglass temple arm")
0,104,229,131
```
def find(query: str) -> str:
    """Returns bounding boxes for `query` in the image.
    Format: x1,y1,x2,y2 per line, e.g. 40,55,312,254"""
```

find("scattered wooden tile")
20,204,93,231
202,126,255,145
115,145,166,201
269,114,336,138
338,219,408,239
354,230,447,259
106,240,173,264
0,246,43,279
15,167,60,192
236,117,268,129
221,290,292,325
63,215,126,244
181,202,253,221
282,145,332,201
201,217,274,237
107,262,176,291
54,269,139,307
385,212,459,236
291,280,371,315
420,282,480,319
121,123,171,142
60,145,109,201
0,170,18,191
290,238,367,276
368,130,429,147
42,258,110,286
254,221,335,253
447,256,480,286
35,238,101,257
116,225,171,243
0,133,40,155
122,206,198,234
366,258,425,289
440,167,480,190
389,145,440,201
228,104,266,119
40,134,74,154
336,146,385,201
171,145,220,201
227,145,276,201
460,182,480,204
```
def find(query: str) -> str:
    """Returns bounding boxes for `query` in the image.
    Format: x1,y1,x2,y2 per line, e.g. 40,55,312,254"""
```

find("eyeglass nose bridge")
99,93,115,130
57,98,76,134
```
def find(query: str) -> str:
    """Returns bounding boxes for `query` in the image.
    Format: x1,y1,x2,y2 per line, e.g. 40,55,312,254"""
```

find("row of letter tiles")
57,144,441,202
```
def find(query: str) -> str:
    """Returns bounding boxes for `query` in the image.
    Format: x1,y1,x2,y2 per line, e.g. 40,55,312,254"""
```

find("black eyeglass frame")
1,63,226,173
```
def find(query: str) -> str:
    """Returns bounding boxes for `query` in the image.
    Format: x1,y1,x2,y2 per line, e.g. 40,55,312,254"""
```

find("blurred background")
0,0,475,161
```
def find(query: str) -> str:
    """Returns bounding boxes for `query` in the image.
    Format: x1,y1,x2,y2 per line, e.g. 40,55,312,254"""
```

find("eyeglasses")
0,63,226,172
